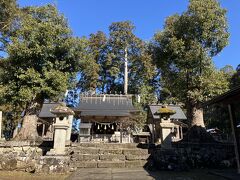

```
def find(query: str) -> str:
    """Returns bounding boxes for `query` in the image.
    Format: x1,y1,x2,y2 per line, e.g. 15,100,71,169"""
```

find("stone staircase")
68,143,150,169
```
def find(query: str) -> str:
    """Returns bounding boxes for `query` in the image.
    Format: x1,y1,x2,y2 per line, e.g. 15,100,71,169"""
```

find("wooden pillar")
228,104,240,174
151,120,155,143
180,126,183,139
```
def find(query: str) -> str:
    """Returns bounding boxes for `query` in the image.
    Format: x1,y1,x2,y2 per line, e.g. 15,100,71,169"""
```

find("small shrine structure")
38,102,74,142
74,94,138,143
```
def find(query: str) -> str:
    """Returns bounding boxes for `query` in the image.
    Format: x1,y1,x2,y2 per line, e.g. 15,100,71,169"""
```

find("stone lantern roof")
50,103,75,116
155,105,176,116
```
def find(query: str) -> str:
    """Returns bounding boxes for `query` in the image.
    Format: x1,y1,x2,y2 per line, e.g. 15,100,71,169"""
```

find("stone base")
46,149,66,156
37,155,70,173
65,140,71,146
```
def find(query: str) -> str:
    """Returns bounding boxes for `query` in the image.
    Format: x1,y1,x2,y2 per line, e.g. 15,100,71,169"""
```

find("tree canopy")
153,0,229,126
0,5,86,114
0,0,235,132
77,21,157,105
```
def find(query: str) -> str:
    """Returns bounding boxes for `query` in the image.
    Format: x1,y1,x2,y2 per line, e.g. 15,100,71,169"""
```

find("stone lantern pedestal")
47,104,74,155
156,105,175,149
160,121,175,149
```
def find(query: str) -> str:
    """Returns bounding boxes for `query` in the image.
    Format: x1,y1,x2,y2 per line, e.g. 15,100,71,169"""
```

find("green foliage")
230,64,240,88
81,21,158,128
0,5,85,112
153,0,229,103
153,0,229,124
131,103,148,130
204,104,232,133
78,32,106,92
0,0,18,54
0,0,18,33
81,21,157,101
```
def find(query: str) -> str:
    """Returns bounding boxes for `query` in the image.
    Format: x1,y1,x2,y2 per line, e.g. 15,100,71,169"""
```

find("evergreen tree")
231,64,240,88
0,5,87,139
153,0,229,127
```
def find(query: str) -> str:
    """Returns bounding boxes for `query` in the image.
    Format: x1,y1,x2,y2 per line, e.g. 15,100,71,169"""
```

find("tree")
231,64,240,88
82,21,157,129
78,31,108,93
106,21,157,96
0,5,85,139
153,0,229,127
220,65,235,76
0,0,18,54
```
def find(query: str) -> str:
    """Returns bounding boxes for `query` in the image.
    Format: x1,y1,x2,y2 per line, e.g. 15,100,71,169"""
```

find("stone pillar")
66,115,73,141
160,120,174,148
47,104,74,156
0,111,2,139
53,116,69,155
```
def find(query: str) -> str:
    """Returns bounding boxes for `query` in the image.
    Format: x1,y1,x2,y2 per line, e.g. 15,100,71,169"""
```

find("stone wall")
0,141,70,173
148,143,235,171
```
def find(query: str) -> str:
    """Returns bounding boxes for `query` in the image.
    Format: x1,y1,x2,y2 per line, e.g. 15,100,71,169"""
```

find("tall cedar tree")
83,21,157,101
82,22,157,128
107,21,156,96
153,0,229,127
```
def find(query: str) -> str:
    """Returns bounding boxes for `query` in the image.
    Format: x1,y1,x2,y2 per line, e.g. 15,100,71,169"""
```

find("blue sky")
18,0,240,69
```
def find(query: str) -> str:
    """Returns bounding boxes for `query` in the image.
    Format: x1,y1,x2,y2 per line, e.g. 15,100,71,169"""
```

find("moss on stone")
156,105,176,115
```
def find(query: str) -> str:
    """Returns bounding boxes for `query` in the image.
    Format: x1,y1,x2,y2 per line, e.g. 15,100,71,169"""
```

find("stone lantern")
48,103,74,155
155,105,176,149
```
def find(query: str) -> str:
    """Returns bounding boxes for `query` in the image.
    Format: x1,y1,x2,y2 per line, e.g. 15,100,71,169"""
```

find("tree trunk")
191,106,205,127
14,115,40,140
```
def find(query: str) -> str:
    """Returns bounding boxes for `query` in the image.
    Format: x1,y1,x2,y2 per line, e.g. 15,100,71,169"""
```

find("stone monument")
156,105,175,149
48,104,74,155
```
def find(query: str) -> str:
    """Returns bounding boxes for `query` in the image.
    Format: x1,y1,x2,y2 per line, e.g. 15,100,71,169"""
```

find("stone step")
73,147,99,154
99,154,125,161
71,160,147,168
72,143,140,149
125,154,150,161
99,148,123,155
71,154,126,161
125,160,147,168
97,161,125,168
71,147,149,156
123,149,149,156
73,161,98,168
71,154,99,161
71,153,149,162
